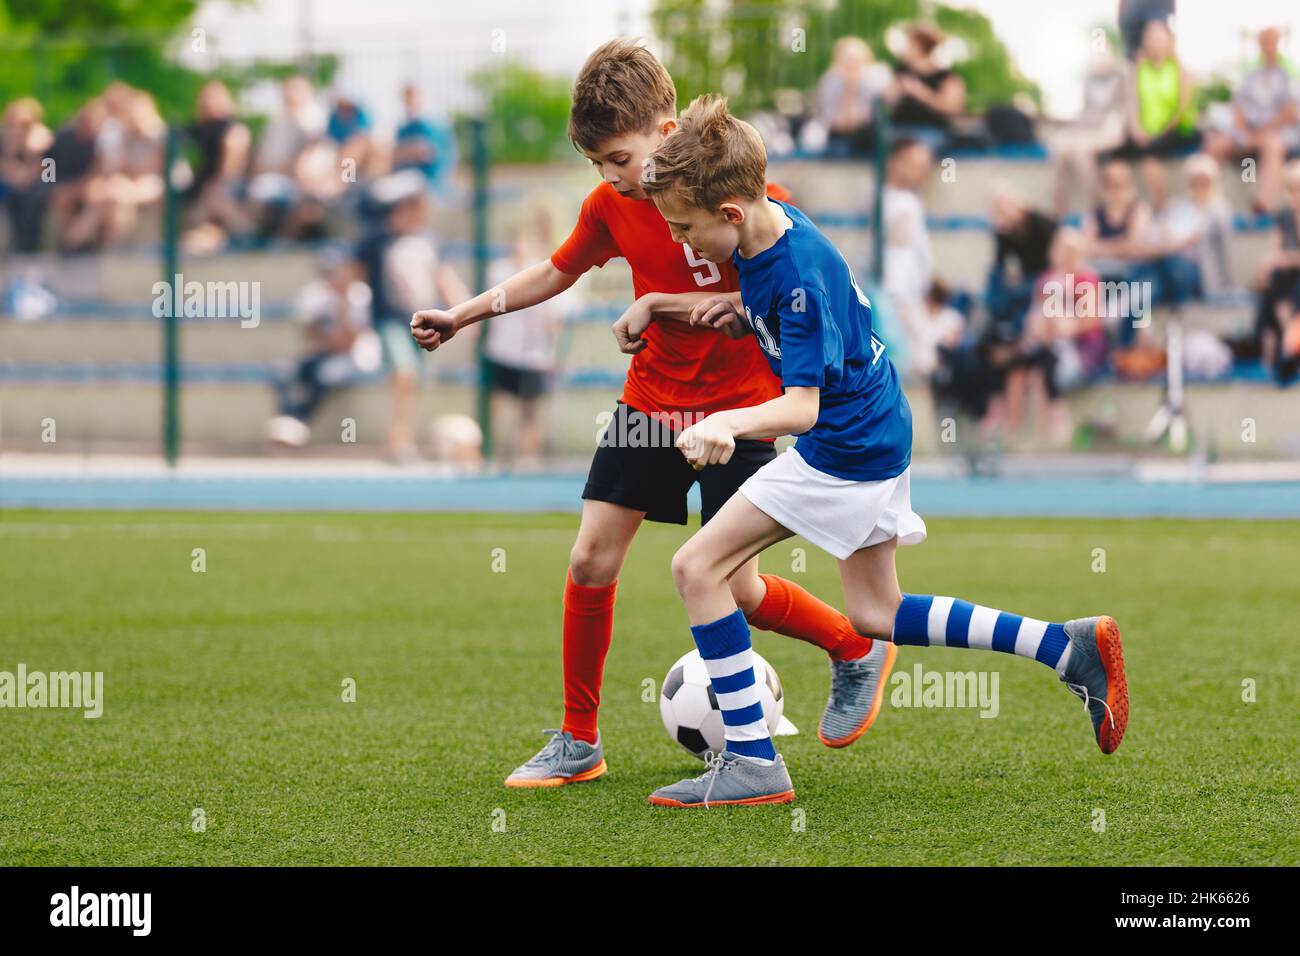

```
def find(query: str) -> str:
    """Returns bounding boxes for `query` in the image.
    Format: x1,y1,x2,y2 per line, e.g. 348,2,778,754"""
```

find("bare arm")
676,387,820,468
411,259,578,351
220,123,251,180
644,290,742,323
713,386,820,440
612,291,746,354
1125,66,1146,141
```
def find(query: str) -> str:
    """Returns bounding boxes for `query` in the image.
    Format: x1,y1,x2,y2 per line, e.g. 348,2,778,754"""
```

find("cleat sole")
1095,617,1129,754
647,789,795,808
504,759,608,789
818,642,898,749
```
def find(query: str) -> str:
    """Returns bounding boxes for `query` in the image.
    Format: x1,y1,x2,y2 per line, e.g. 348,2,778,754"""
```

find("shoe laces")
531,728,571,765
698,751,732,809
830,658,873,708
1064,682,1117,734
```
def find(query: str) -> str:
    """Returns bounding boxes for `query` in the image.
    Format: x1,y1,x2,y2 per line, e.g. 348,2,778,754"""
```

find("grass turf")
0,509,1296,866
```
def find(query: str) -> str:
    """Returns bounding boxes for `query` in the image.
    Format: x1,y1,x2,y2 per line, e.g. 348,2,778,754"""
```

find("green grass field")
1,509,1296,866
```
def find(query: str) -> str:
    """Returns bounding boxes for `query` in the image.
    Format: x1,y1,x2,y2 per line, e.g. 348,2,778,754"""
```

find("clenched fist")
411,309,457,352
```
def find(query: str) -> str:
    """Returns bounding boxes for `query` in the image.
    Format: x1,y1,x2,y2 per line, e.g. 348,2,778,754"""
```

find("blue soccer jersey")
733,200,912,481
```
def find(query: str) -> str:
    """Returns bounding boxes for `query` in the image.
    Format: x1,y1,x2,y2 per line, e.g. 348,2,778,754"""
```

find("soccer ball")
659,648,784,760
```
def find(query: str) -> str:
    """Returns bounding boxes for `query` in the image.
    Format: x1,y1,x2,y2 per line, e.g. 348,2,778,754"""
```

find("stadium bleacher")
2,152,1295,457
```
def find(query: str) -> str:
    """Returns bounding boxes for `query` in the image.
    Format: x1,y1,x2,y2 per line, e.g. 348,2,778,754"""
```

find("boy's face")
653,192,743,264
582,119,674,201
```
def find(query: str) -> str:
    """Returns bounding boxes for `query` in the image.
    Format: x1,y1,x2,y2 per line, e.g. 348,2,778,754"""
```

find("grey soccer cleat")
504,729,607,788
648,751,794,808
819,640,898,748
1059,616,1129,754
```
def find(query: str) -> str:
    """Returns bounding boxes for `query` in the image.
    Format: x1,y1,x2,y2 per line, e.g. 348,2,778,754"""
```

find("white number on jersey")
840,252,872,309
683,244,721,287
869,332,886,366
746,306,781,358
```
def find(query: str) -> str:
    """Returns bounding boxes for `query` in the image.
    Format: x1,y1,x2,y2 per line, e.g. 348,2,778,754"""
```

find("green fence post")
470,116,492,459
870,100,889,285
161,125,181,467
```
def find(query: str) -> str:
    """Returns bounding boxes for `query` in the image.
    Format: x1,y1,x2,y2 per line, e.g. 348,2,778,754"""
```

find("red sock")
560,569,617,744
746,574,873,662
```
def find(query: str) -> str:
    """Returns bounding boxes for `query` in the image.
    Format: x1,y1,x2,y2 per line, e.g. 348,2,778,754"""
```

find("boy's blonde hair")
640,94,767,210
568,39,678,152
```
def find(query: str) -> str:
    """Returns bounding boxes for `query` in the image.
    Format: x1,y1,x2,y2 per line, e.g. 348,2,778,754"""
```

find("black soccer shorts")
582,402,776,525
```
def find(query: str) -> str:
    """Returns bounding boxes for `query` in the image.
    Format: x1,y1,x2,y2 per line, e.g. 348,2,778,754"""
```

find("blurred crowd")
3,1,1298,464
265,191,567,466
862,12,1300,456
1,75,457,257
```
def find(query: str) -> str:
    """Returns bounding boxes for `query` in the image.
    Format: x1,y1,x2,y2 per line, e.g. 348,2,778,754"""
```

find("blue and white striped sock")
892,595,1074,674
690,609,777,762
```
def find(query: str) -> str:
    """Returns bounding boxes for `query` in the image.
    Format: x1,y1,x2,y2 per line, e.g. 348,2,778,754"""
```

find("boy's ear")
720,201,746,225
659,116,678,137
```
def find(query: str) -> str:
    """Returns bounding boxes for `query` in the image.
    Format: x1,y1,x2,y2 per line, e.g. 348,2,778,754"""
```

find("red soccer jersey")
550,181,786,420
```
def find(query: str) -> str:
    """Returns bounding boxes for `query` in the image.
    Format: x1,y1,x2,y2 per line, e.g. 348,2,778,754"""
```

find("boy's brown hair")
568,39,678,151
640,94,766,210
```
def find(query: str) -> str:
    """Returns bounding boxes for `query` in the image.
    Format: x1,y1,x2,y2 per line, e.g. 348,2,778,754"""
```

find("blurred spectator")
355,172,470,462
247,75,337,241
1006,228,1108,445
810,37,892,158
267,246,381,447
1203,27,1300,214
393,83,458,197
96,82,135,172
880,137,936,370
911,278,966,379
1142,153,1233,306
1047,45,1127,216
1117,0,1175,60
885,23,966,152
88,89,165,245
1254,159,1300,380
183,80,254,255
1083,159,1155,343
1108,19,1200,209
483,202,567,467
326,90,378,182
1,97,54,252
45,98,108,252
987,182,1058,342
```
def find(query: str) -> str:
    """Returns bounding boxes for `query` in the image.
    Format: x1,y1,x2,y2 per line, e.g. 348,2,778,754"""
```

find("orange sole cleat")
504,760,608,789
818,641,898,749
647,789,794,808
1095,616,1129,754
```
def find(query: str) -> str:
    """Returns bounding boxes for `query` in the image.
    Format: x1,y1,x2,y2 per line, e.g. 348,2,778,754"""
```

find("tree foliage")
651,0,1038,116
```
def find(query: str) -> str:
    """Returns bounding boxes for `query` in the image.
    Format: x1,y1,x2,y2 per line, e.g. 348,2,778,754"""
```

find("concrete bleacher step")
0,315,623,366
4,375,1296,459
0,379,615,455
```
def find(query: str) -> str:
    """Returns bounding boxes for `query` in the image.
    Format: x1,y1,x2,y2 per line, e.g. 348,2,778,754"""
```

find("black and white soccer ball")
659,648,784,760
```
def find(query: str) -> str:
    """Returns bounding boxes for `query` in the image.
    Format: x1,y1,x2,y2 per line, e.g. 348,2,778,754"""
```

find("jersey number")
683,245,721,287
746,306,781,358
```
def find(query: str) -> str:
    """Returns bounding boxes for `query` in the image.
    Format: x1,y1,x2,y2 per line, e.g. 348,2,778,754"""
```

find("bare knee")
671,543,721,602
569,538,623,587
